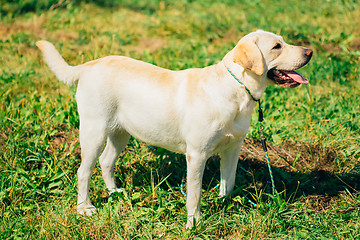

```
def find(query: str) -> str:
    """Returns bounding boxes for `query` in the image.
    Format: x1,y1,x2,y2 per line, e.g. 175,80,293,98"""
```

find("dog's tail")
36,40,81,85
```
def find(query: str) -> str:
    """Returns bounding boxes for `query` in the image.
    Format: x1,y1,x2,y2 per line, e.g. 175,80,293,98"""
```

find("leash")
180,65,276,205
258,100,276,195
225,65,276,200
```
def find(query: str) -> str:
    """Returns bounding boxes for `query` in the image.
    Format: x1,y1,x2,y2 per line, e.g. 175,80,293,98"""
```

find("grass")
1,0,360,239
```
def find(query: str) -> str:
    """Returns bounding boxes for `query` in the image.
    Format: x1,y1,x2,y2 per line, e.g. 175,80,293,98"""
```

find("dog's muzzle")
267,48,313,88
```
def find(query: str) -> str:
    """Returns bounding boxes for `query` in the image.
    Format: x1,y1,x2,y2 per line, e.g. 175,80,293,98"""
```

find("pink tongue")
285,71,309,84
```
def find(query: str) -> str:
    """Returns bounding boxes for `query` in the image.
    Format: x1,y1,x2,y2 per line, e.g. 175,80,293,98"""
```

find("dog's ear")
233,41,265,76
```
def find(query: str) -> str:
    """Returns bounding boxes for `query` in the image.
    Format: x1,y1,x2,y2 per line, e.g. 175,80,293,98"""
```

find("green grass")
1,0,360,239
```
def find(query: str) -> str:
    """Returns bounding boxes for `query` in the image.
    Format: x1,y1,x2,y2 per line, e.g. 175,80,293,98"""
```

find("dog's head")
233,30,313,88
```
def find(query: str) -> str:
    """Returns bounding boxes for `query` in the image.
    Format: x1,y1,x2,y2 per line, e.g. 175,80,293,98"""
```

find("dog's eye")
272,43,282,49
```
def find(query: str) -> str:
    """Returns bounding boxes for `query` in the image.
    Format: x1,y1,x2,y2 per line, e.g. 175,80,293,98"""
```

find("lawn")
0,0,359,239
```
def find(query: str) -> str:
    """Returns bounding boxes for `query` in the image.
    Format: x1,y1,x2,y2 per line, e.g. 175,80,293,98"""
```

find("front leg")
185,151,207,229
219,140,243,196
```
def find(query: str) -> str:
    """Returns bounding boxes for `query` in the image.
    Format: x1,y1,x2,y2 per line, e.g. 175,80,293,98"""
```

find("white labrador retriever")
36,30,312,228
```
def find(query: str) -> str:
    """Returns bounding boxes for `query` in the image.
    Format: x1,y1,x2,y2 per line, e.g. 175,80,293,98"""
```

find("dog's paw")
77,203,97,216
186,215,199,229
186,220,195,230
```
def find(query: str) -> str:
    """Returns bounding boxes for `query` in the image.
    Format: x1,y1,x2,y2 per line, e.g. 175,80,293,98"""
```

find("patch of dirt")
0,14,44,41
319,43,342,53
138,37,166,52
211,29,240,45
239,138,359,197
117,37,167,56
300,195,333,212
241,138,339,173
47,124,80,159
0,14,76,42
350,37,360,50
300,194,360,214
318,36,360,53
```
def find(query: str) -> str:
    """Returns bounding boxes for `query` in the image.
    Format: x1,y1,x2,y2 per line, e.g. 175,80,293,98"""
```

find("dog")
36,30,312,228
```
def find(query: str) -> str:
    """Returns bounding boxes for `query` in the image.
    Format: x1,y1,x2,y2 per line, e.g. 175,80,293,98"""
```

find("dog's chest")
213,112,252,152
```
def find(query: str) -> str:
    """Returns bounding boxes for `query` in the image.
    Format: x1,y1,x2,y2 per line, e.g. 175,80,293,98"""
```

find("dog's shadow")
113,138,359,208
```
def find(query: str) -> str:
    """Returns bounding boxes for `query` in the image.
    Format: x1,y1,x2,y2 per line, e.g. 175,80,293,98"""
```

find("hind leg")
77,120,107,216
99,130,130,194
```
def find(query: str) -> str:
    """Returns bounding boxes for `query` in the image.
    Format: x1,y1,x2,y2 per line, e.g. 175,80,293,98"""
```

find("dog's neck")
220,49,268,101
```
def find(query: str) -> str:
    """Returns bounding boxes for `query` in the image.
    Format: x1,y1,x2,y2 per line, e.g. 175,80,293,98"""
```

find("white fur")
36,30,311,228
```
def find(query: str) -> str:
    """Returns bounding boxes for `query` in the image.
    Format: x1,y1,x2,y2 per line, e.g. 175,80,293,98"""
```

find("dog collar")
224,63,260,102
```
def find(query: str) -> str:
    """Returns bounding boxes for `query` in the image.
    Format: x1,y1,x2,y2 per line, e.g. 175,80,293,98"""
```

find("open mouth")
267,69,309,88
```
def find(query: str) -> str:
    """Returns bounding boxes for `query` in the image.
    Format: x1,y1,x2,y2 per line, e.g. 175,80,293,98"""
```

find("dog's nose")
305,48,313,58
